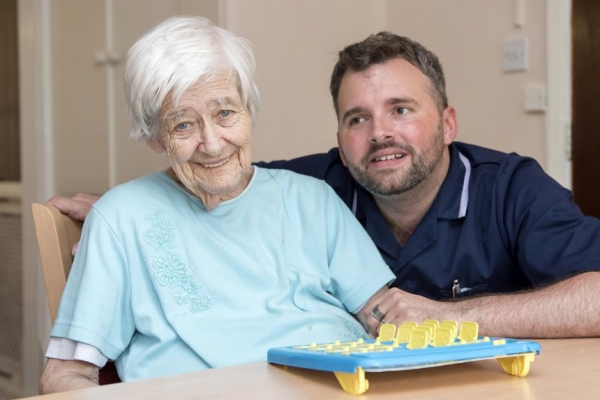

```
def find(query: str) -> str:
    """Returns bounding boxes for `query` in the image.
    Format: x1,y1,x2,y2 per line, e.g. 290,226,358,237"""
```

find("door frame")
545,0,572,189
18,0,55,395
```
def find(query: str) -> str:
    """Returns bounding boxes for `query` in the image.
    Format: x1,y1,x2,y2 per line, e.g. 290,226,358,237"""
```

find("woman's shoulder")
259,167,329,190
93,172,179,213
257,167,334,203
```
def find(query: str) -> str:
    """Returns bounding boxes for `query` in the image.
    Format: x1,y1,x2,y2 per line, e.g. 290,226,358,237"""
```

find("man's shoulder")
455,142,521,165
455,141,543,176
454,141,571,211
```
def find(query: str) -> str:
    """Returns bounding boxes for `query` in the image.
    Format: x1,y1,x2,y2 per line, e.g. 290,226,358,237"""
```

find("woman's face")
152,74,254,209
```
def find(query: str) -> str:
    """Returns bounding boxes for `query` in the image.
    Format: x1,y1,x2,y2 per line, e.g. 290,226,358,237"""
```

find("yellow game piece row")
294,321,483,354
376,320,482,348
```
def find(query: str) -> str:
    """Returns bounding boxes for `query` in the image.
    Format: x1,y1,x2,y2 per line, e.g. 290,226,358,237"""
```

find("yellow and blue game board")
268,320,541,395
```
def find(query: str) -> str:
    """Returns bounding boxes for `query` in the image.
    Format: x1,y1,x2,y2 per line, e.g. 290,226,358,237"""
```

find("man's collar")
436,143,470,220
350,143,470,257
354,143,470,221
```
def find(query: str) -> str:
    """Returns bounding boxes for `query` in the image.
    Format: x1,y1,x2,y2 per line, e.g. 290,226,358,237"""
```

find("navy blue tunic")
258,142,600,299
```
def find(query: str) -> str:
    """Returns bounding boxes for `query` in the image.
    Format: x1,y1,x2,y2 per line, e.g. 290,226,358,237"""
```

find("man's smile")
368,150,409,168
373,153,405,162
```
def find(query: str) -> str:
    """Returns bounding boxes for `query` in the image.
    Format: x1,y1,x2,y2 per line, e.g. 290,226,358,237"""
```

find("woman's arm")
39,358,99,394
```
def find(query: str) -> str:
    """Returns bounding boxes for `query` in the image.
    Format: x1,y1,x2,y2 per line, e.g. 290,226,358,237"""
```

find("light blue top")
51,167,395,381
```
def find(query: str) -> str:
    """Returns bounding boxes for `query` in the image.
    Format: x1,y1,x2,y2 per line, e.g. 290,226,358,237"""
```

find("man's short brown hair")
330,32,448,116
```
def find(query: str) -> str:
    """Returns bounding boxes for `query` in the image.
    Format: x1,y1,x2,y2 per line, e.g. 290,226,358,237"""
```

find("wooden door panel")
572,0,600,218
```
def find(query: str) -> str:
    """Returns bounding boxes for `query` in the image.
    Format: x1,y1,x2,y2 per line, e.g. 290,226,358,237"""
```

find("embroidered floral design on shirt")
153,253,186,287
143,210,211,313
143,211,176,250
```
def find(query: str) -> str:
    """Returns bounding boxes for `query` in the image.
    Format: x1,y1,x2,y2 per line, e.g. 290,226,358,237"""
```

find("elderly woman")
40,16,394,392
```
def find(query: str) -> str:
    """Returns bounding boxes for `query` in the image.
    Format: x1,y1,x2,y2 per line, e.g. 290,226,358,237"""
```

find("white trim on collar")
458,151,471,218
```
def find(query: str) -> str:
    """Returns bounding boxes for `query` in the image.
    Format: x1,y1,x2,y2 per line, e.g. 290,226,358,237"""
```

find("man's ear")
148,138,165,153
442,106,458,145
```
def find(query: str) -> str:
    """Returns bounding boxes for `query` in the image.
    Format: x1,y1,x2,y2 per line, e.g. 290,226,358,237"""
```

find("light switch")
503,37,528,72
524,84,547,112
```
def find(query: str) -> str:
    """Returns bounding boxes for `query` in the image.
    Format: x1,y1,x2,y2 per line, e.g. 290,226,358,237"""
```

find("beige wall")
226,0,548,165
49,0,551,195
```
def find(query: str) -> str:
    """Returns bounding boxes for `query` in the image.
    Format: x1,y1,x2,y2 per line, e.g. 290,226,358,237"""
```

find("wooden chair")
31,202,120,385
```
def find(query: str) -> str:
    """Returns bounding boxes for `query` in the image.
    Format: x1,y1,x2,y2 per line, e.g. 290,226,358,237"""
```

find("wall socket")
524,84,547,112
503,37,528,72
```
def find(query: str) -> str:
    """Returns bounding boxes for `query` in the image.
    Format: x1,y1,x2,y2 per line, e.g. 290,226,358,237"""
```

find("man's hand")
48,193,99,222
48,193,99,255
360,288,453,337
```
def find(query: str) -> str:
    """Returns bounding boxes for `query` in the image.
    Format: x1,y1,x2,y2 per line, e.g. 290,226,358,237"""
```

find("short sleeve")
50,208,135,360
46,337,108,367
499,158,600,284
321,185,396,313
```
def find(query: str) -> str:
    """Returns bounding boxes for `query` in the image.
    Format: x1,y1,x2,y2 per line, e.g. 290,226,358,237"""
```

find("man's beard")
345,124,445,197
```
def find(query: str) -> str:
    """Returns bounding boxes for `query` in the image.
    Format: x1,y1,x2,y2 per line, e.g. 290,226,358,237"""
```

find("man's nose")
369,117,394,143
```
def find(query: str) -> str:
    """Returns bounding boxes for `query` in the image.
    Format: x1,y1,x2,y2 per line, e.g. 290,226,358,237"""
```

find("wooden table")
21,339,600,399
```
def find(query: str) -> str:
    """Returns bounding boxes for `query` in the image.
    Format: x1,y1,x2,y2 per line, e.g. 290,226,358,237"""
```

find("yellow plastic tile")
432,327,453,347
422,319,440,328
458,321,479,341
440,322,458,340
407,329,430,349
441,320,458,329
377,323,397,341
416,325,434,340
395,326,414,344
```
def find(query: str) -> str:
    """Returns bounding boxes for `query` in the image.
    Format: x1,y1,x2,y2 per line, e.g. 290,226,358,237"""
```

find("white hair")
125,16,261,144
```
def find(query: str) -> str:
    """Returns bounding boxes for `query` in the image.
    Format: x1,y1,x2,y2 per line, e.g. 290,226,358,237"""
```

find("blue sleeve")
498,157,600,284
255,148,340,179
50,208,135,360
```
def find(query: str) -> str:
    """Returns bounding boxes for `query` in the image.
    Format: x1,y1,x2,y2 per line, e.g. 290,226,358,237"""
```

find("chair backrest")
31,202,121,384
31,202,82,324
